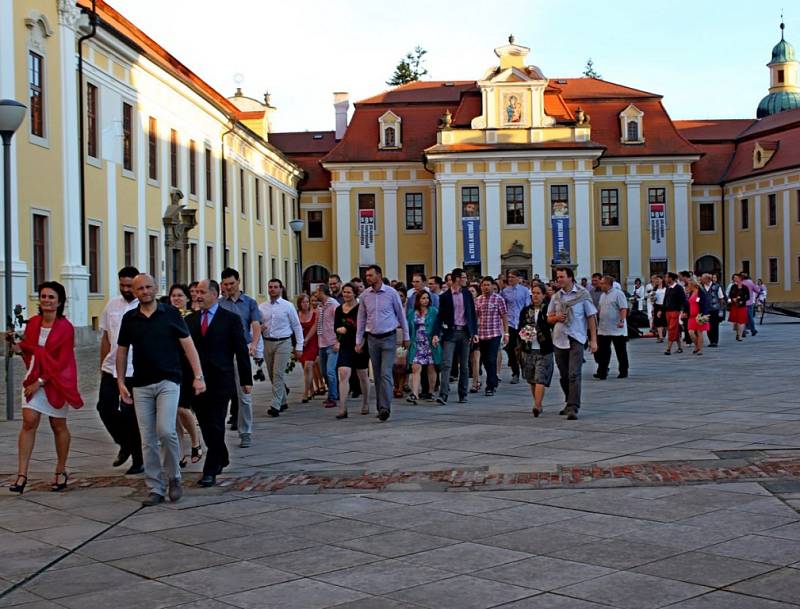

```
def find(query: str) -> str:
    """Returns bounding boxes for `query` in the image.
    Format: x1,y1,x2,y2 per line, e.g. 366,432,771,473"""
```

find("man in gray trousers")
356,264,409,422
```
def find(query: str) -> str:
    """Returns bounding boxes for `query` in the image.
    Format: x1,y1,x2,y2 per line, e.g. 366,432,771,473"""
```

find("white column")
231,164,240,275
626,179,642,290
440,181,457,273
197,148,206,278
106,161,117,289
247,175,256,293
335,187,351,278
215,150,223,275
276,191,283,282
287,195,295,295
528,178,547,278
727,192,735,278
574,178,592,278
673,181,690,271
754,194,762,279
159,123,169,291
783,189,791,292
136,109,147,271
0,0,29,315
58,2,89,327
485,178,501,277
383,187,398,280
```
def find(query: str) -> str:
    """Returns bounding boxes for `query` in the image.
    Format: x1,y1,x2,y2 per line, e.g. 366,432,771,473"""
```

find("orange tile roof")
555,78,660,99
358,81,476,104
674,119,755,142
269,132,336,191
724,126,800,182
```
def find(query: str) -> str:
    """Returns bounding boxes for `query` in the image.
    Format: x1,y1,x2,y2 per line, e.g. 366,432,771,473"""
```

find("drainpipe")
220,121,236,264
720,184,727,281
77,0,97,266
423,155,438,274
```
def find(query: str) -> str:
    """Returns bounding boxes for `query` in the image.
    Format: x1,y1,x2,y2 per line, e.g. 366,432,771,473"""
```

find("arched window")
385,126,396,148
378,110,402,149
627,120,639,142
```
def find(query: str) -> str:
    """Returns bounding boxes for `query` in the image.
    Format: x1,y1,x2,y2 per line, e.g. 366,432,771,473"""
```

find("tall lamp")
0,99,27,421
288,218,304,295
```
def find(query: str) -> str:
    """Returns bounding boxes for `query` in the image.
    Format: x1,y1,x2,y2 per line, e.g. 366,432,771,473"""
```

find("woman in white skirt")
7,282,84,494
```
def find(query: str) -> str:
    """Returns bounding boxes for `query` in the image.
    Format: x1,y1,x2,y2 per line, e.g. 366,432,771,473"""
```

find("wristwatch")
194,374,205,381
37,377,46,386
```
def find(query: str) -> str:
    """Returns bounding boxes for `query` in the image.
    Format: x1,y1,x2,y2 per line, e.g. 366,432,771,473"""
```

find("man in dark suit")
436,268,478,404
187,279,252,487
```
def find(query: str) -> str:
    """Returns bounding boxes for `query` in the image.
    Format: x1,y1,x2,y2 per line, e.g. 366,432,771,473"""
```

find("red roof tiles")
673,119,754,142
269,132,336,191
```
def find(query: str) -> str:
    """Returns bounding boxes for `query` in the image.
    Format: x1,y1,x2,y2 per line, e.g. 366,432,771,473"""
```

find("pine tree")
583,58,602,79
387,46,428,86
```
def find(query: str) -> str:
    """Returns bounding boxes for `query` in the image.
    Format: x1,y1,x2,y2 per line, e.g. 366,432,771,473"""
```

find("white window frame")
503,184,527,228
306,209,325,241
404,192,426,233
85,79,102,167
30,208,51,296
619,104,645,144
121,99,136,180
122,226,137,268
697,202,717,234
378,110,402,149
25,13,52,149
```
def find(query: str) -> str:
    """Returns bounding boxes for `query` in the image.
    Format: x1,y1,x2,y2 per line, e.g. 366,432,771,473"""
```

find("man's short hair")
350,277,362,283
221,267,239,281
451,268,464,280
591,272,602,279
508,270,519,278
329,274,341,282
430,275,444,287
667,272,679,281
268,277,284,288
602,275,617,285
317,283,331,296
557,267,575,280
367,264,382,275
207,279,220,295
412,272,427,283
118,266,140,279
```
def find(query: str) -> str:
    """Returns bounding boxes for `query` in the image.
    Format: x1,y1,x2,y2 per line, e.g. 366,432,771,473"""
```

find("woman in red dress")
686,279,710,355
727,273,750,342
7,282,84,494
296,293,319,402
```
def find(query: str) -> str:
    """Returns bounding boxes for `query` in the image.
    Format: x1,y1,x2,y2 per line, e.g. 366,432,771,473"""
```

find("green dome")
771,38,795,63
757,90,800,117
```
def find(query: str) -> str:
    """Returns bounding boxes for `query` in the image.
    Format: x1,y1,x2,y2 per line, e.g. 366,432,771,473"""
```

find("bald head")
133,274,156,304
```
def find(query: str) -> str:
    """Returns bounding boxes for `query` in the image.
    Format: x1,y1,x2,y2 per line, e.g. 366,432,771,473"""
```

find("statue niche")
500,240,532,279
163,190,197,285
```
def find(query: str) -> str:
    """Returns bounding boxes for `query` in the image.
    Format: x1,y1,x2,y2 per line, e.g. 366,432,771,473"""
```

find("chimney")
333,92,350,140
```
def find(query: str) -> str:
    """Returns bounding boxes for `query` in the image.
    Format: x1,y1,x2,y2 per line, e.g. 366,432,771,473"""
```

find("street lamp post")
0,99,27,421
288,218,304,295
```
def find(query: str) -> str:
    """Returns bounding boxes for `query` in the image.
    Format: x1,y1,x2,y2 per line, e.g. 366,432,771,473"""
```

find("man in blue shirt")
501,270,531,384
219,268,261,448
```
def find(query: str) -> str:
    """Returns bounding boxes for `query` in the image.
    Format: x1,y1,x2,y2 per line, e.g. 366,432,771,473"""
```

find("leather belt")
265,336,291,342
366,331,394,340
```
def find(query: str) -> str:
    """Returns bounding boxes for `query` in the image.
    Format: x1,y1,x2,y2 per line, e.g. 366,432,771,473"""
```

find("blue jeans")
746,304,757,334
367,334,396,413
133,380,181,496
319,345,339,400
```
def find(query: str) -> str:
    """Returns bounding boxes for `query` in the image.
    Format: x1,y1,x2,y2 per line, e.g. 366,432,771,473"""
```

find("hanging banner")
462,217,481,265
648,203,667,260
551,216,570,262
359,209,376,265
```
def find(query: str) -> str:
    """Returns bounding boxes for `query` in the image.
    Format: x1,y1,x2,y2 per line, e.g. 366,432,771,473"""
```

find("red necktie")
201,310,209,336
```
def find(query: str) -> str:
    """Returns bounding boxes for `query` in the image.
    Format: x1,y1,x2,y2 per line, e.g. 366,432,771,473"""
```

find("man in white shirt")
595,275,629,380
259,278,304,417
98,266,143,474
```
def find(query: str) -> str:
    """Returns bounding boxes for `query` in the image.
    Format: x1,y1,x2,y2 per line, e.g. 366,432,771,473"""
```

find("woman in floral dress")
406,292,441,404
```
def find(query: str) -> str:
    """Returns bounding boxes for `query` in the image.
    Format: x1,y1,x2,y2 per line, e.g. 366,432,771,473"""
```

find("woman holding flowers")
517,284,554,417
686,278,710,355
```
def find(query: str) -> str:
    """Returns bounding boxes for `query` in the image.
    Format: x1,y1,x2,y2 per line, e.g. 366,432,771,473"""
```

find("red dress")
687,294,709,332
299,311,319,364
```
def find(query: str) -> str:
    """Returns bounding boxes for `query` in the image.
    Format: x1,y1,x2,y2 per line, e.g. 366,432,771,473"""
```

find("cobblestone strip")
5,457,800,495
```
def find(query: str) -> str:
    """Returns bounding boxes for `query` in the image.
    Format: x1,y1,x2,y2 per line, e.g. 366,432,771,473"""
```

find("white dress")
22,327,71,418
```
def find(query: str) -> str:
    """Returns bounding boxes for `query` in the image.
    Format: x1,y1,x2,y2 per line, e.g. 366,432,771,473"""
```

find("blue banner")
551,216,570,262
462,217,481,265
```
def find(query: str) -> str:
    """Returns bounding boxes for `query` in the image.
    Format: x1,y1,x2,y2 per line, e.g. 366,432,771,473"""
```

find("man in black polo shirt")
117,274,206,507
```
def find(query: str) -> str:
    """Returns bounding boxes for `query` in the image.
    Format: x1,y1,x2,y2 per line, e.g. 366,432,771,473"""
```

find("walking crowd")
5,261,767,505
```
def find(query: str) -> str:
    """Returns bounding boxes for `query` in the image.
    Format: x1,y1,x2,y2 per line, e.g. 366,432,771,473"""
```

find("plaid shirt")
475,293,507,340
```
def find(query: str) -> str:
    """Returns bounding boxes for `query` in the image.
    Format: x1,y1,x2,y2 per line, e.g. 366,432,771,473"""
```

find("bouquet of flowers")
517,324,538,352
695,313,709,326
285,351,297,374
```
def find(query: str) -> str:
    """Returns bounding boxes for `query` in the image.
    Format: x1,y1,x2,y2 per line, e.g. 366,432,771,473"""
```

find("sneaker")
510,375,520,385
485,388,495,396
168,478,183,502
565,407,579,421
239,433,251,448
142,492,165,507
377,409,390,422
593,373,607,380
436,396,447,405
267,407,280,417
112,449,130,467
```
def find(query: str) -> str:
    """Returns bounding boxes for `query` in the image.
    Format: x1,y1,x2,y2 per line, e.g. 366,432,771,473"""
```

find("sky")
110,0,793,133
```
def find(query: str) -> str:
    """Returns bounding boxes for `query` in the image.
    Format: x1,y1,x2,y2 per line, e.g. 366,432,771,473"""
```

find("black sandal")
51,471,68,492
10,474,27,494
190,445,203,464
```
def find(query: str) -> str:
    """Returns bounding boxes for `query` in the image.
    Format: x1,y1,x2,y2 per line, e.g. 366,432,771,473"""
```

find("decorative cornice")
57,0,81,29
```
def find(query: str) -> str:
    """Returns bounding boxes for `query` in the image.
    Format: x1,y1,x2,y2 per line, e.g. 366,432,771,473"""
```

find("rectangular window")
148,235,158,278
602,259,622,282
600,189,620,227
221,160,228,208
241,252,248,293
271,257,277,279
32,214,48,288
268,187,274,225
768,193,777,226
405,263,425,287
148,116,157,180
29,51,44,137
551,184,569,217
206,245,214,278
88,224,100,293
123,230,135,267
122,102,133,171
240,169,246,215
189,140,197,196
284,260,289,284
308,210,323,238
204,147,212,202
741,198,750,229
769,257,779,283
255,178,261,221
699,203,715,231
258,254,265,294
169,129,178,188
188,243,197,280
741,259,751,275
282,193,288,229
461,186,480,218
648,187,666,205
405,193,424,230
224,247,230,269
86,83,98,158
505,185,525,225
649,259,668,277
779,69,785,83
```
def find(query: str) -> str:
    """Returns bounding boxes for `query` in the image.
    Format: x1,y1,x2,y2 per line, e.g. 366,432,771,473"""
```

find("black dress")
335,303,370,370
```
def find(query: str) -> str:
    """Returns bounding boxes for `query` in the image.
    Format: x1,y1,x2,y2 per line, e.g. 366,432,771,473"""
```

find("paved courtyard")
1,316,800,608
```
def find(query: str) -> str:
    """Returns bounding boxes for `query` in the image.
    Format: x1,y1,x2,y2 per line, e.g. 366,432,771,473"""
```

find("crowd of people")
5,261,767,505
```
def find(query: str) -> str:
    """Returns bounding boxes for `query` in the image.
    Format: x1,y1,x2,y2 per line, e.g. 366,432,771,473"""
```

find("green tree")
583,57,602,79
387,46,428,86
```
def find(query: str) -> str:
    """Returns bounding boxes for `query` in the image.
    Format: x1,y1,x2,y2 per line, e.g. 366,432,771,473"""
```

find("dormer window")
378,110,402,149
619,104,645,144
753,141,778,169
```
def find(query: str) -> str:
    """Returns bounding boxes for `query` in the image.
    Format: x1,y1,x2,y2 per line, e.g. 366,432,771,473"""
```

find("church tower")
757,21,800,117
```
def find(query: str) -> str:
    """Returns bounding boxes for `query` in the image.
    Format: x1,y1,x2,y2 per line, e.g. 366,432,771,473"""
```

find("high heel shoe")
335,411,348,420
9,474,27,494
191,445,203,464
51,471,68,492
